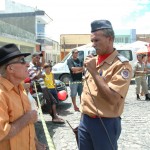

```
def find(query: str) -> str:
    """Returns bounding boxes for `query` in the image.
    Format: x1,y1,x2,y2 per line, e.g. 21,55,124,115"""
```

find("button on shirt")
80,50,132,118
0,77,36,150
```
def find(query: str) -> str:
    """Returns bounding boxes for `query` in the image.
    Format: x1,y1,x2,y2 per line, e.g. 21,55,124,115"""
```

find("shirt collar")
0,77,24,91
96,49,119,67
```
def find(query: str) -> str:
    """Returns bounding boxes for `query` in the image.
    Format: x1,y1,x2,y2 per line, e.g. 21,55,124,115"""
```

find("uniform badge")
121,69,130,79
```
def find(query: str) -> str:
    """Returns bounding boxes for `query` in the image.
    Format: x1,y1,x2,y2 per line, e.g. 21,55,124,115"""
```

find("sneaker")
145,97,150,101
137,94,141,100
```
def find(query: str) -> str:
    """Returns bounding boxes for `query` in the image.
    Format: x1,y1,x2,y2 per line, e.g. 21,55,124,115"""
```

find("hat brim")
32,52,43,57
0,52,31,65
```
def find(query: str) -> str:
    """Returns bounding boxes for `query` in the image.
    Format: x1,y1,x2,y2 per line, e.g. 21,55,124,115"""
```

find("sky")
13,0,150,42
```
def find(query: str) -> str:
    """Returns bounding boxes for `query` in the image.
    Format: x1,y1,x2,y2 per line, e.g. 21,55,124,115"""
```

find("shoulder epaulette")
117,54,129,62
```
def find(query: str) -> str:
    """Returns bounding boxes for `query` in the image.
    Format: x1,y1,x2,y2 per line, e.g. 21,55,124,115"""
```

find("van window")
117,50,133,61
78,51,84,61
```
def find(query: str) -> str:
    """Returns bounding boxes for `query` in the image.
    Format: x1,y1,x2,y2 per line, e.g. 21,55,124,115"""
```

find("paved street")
35,83,150,150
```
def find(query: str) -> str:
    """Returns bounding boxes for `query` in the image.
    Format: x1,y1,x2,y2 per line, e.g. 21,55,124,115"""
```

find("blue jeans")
48,88,59,103
78,114,121,150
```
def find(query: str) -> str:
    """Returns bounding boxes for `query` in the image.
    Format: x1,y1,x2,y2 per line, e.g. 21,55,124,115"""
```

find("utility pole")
63,37,66,58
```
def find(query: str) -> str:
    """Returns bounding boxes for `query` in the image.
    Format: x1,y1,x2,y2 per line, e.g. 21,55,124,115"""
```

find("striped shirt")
28,62,46,89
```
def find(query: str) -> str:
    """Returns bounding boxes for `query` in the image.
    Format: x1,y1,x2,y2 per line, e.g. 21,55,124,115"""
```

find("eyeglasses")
7,58,27,66
74,52,78,54
35,56,40,59
44,65,50,69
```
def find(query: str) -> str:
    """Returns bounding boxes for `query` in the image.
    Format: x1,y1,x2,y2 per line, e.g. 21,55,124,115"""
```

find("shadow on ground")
35,99,74,150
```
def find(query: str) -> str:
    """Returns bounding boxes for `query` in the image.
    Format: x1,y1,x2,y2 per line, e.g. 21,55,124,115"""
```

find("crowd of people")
28,52,65,124
1,19,150,150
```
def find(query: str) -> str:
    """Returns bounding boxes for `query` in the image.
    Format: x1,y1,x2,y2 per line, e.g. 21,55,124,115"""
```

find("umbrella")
148,45,150,55
136,46,149,54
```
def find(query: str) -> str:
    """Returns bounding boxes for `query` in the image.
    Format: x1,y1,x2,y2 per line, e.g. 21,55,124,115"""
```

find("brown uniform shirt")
80,50,132,118
0,77,36,150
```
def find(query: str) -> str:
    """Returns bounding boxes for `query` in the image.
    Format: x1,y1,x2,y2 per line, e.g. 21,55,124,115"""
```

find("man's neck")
6,75,20,87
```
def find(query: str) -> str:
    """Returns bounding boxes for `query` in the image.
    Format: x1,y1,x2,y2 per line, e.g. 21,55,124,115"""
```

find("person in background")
67,49,84,111
140,54,147,96
78,20,132,150
146,54,150,89
28,53,65,124
43,63,59,103
0,43,46,150
134,54,150,100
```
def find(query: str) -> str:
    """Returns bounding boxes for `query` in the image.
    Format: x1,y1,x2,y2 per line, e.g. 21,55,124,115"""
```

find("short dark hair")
72,49,78,54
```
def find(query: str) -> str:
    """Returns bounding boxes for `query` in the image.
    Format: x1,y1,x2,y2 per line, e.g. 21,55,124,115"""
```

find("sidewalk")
35,84,150,150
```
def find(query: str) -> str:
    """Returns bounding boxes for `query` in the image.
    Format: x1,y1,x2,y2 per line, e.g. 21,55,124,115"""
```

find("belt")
90,115,99,118
89,115,120,119
90,115,111,119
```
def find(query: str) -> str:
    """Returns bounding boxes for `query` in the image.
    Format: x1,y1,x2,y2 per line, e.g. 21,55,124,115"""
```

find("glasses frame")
44,65,50,69
6,57,27,66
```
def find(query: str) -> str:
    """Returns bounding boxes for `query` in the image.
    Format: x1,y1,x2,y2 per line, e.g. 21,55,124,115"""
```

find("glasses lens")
20,58,26,64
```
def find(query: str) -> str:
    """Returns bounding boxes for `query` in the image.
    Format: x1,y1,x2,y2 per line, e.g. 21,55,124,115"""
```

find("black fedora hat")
0,43,31,65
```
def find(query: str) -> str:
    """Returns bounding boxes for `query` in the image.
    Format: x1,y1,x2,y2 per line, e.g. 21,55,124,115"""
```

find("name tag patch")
121,69,129,79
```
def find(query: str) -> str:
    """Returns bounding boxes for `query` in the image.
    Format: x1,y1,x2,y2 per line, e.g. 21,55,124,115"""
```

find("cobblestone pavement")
35,83,150,150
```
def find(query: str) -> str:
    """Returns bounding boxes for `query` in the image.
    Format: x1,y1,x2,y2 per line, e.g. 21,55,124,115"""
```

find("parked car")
55,79,67,92
24,78,68,106
55,79,68,101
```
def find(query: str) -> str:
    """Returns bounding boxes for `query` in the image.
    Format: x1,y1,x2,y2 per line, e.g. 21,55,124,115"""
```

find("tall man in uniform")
78,20,132,150
67,49,84,111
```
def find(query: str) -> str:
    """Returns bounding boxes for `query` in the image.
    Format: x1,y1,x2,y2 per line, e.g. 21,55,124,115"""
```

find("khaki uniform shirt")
0,77,36,150
80,50,132,118
134,61,146,78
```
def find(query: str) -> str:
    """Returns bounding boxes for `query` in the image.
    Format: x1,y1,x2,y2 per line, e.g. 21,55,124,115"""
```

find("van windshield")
60,51,84,63
117,50,133,61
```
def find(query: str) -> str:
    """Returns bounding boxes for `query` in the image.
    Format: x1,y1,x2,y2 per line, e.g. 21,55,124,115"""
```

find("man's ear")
6,65,14,73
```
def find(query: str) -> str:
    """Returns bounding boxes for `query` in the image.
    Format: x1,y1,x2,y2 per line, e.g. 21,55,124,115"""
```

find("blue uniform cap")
91,20,113,32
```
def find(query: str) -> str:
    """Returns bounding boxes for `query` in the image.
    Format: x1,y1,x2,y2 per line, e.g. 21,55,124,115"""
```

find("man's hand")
2,110,38,141
25,110,38,124
35,139,47,150
84,55,96,74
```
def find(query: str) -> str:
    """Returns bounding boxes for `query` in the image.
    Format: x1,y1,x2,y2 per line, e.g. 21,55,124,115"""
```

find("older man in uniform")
78,20,132,150
0,44,46,150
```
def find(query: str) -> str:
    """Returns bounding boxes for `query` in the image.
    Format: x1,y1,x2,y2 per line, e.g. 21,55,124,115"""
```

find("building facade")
0,0,60,63
60,29,136,60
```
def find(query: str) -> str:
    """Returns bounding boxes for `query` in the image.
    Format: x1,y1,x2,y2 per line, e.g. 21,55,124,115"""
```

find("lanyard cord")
85,79,115,150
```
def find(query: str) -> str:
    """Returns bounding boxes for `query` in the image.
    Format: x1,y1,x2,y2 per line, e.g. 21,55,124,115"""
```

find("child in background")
43,63,59,103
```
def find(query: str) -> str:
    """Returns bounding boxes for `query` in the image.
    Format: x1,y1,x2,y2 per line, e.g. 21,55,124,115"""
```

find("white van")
52,43,95,84
52,43,137,84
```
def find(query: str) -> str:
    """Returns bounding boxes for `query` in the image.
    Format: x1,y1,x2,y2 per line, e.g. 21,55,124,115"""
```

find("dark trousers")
78,114,121,150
